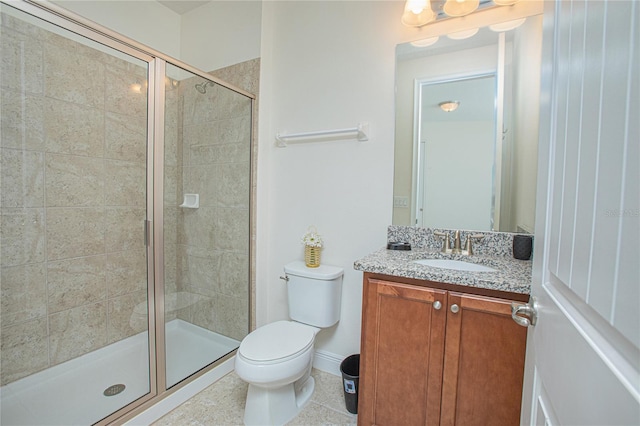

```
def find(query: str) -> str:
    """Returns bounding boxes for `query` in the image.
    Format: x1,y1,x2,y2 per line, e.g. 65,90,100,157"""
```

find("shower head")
195,81,215,94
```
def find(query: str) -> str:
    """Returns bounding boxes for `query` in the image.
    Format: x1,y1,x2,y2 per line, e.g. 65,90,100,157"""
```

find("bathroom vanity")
354,227,532,426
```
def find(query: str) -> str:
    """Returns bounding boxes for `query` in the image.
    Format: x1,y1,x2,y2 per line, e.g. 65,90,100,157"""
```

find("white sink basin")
413,259,496,273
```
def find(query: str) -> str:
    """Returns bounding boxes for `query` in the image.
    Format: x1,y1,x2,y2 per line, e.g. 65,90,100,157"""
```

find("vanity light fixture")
442,0,480,17
439,101,460,112
447,28,479,39
401,0,522,27
401,0,436,27
489,17,526,32
410,36,440,47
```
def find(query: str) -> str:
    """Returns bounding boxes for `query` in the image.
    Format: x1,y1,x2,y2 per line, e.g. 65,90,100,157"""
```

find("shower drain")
103,384,126,397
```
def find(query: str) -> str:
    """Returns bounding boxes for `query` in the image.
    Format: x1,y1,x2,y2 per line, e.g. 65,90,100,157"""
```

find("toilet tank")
284,261,343,328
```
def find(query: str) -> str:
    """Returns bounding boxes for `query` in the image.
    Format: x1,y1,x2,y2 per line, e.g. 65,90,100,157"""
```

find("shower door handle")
144,220,152,247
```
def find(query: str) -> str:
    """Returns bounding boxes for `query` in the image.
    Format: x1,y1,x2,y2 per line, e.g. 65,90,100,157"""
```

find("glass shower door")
0,3,153,424
163,63,252,387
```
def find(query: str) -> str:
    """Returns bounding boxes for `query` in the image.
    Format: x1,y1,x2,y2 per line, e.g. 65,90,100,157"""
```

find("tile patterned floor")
152,369,358,426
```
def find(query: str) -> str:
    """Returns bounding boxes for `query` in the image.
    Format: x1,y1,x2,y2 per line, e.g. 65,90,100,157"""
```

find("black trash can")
340,354,360,414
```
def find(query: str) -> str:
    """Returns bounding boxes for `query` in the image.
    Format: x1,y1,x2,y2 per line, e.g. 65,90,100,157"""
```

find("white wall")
52,1,262,73
257,1,418,361
52,0,182,58
180,1,261,71
510,15,542,233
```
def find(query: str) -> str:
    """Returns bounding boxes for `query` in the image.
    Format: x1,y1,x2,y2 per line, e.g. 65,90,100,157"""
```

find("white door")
519,0,639,425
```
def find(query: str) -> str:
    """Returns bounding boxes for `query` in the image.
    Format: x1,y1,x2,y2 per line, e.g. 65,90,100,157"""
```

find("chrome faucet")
434,230,484,255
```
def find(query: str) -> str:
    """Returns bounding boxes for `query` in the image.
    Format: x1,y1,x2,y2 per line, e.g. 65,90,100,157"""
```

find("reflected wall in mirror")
393,15,543,233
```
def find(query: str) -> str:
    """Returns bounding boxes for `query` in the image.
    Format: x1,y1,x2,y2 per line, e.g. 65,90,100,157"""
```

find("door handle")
511,297,537,327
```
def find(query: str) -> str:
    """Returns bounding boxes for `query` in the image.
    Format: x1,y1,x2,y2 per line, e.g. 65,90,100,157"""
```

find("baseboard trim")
313,349,345,377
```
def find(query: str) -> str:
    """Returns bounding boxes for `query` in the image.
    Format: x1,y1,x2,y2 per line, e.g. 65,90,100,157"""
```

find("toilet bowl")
235,321,319,425
235,261,343,426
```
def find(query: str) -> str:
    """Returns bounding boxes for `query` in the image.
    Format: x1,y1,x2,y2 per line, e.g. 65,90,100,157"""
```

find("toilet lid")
239,321,315,363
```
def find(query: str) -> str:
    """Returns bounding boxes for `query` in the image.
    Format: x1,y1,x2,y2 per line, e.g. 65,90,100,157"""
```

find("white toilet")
235,260,343,426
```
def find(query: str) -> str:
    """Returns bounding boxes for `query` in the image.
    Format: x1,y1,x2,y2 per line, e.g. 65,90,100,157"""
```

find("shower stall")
0,1,254,424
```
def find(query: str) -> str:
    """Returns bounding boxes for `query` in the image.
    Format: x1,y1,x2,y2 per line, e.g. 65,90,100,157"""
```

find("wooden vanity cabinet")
358,274,528,426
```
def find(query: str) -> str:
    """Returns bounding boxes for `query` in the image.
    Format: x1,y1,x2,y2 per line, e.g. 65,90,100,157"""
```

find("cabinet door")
359,278,447,426
440,292,527,426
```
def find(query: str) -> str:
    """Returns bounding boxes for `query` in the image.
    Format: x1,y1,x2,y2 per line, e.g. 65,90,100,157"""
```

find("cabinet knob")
450,304,460,314
433,301,442,310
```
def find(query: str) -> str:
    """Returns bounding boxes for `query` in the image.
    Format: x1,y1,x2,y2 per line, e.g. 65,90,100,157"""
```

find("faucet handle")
464,234,484,255
434,231,451,253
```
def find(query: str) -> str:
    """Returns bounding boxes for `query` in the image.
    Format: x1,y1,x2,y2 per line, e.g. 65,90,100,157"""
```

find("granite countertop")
354,247,532,295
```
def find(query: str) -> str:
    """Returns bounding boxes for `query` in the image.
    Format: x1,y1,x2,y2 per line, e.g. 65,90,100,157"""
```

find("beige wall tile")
164,207,178,246
0,29,43,94
0,208,45,266
0,89,45,151
105,160,146,207
0,318,48,385
164,89,180,168
107,290,148,343
163,242,178,295
46,207,105,260
47,255,107,313
179,206,216,249
49,302,107,365
105,65,147,116
210,58,260,95
1,12,47,40
104,111,147,163
43,97,104,157
164,165,179,206
213,89,252,121
185,165,218,207
214,294,248,341
214,207,249,252
217,162,250,208
106,249,148,298
44,43,104,108
45,153,105,207
105,207,145,252
189,142,250,166
182,253,221,297
0,263,47,326
189,296,216,332
181,89,215,127
218,252,249,299
1,148,44,207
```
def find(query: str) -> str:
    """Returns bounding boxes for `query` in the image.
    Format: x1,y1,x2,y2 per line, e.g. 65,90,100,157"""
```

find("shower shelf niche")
180,194,199,209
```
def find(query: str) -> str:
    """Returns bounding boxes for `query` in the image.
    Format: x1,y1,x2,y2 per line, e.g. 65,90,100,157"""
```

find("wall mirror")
392,14,543,233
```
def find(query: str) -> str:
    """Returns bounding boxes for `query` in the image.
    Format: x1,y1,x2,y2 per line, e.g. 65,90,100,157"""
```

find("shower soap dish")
180,194,199,209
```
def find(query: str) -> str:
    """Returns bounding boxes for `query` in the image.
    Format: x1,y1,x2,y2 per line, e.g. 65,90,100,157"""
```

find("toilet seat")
239,321,315,364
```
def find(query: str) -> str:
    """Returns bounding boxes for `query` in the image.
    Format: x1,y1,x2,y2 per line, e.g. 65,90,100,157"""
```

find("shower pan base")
0,319,238,426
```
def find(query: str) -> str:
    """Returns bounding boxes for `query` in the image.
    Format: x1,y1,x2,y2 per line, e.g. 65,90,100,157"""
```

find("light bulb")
443,0,480,17
402,0,436,27
407,0,428,14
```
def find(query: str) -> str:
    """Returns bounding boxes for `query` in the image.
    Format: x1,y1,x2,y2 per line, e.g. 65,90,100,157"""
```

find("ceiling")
157,1,209,15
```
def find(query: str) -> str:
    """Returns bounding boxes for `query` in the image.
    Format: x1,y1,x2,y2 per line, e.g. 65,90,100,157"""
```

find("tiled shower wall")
168,60,257,342
0,14,148,385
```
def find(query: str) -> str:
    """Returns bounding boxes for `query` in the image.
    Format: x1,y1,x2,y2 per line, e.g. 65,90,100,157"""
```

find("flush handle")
279,275,289,282
511,297,538,327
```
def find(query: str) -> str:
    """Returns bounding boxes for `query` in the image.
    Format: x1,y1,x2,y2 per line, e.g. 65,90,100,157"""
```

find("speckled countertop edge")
353,248,532,295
